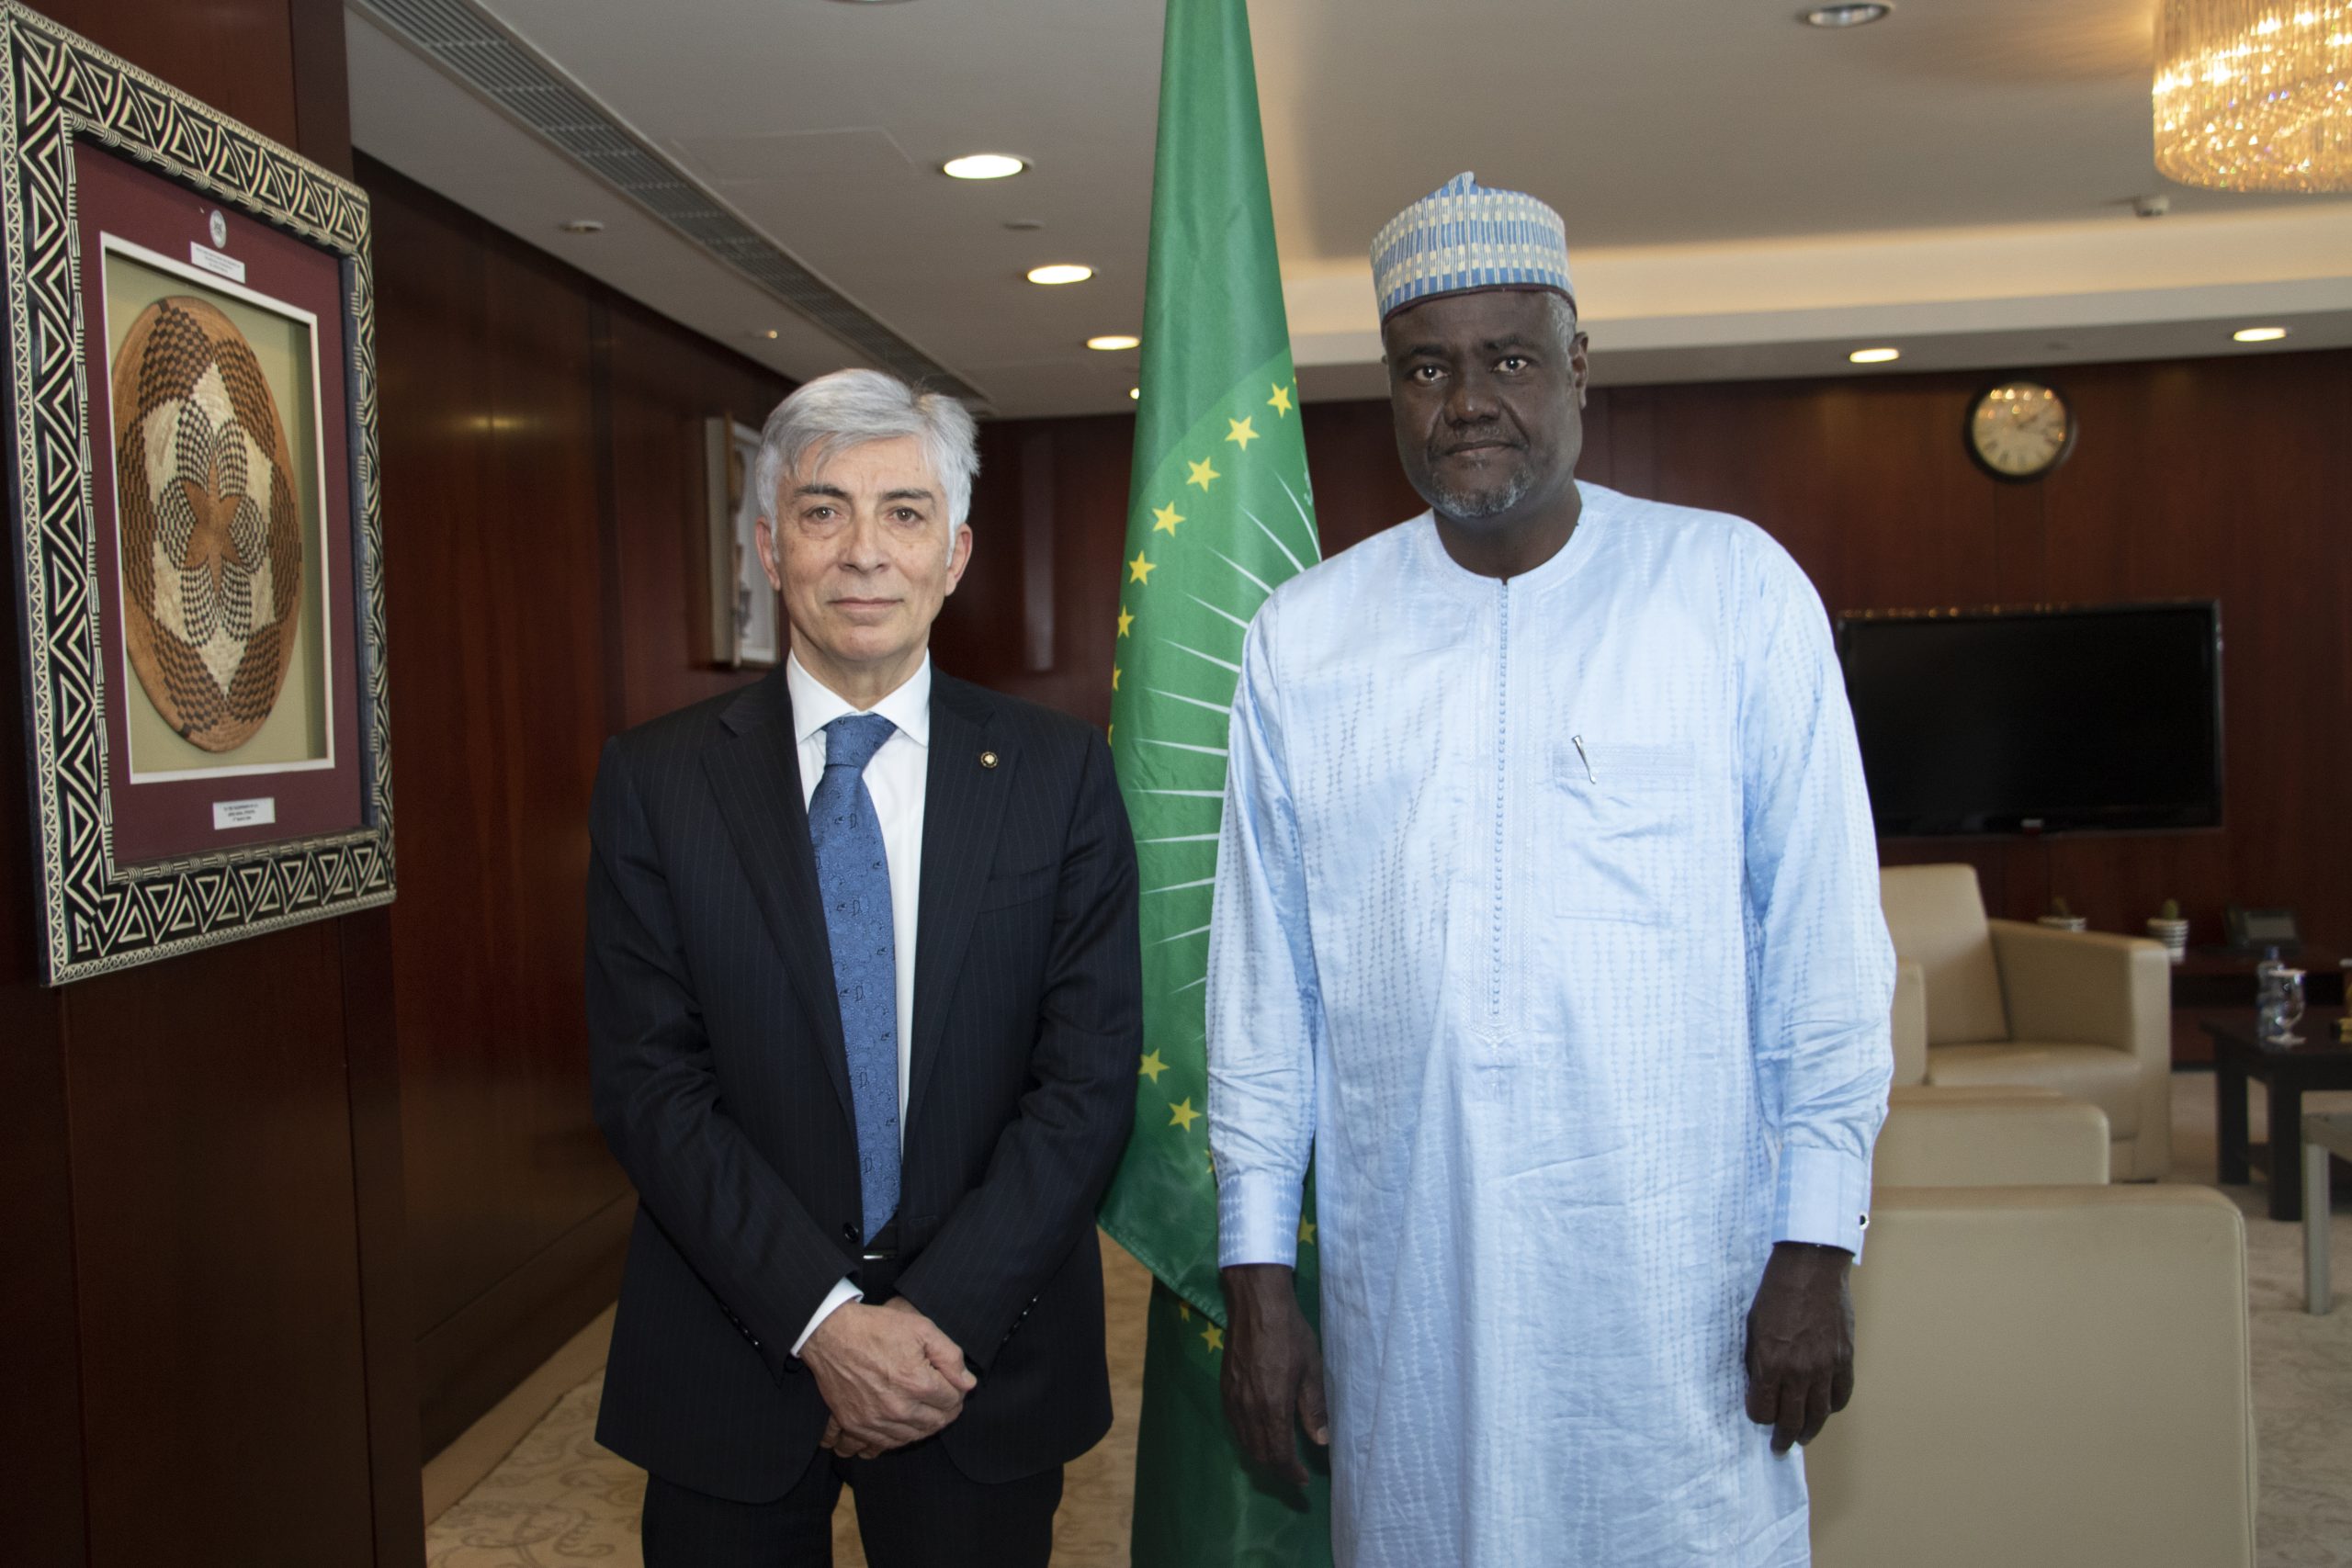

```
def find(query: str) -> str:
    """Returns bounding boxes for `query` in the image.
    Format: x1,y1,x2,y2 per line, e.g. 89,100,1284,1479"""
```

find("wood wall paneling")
0,549,85,1565
599,300,787,728
359,155,791,1450
372,164,625,1451
35,0,305,152
65,923,378,1568
934,413,1138,725
337,905,426,1561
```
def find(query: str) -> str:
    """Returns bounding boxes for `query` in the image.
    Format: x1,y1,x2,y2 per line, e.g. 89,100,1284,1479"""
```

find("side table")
2203,1013,2352,1223
2309,1111,2352,1314
2173,948,2345,1065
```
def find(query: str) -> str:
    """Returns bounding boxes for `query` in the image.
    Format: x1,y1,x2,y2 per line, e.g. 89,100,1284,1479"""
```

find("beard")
1425,447,1535,522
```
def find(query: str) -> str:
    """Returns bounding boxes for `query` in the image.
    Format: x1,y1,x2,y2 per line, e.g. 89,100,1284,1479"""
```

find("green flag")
1094,0,1331,1562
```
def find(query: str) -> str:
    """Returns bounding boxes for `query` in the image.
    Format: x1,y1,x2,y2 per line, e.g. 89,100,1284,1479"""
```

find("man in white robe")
1207,173,1895,1567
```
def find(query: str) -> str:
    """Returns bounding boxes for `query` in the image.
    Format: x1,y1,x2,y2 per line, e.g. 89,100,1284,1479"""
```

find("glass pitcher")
2257,965,2308,1048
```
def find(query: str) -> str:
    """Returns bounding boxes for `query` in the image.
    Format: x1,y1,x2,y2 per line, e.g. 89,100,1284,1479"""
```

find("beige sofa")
1880,864,2173,1179
1875,1092,2110,1187
1808,1186,2255,1568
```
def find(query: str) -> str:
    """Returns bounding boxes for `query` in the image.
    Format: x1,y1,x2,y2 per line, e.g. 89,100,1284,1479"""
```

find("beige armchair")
1880,864,2173,1180
1808,1186,2254,1568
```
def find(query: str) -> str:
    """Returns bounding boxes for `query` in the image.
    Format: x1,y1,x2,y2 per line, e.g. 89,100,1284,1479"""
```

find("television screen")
1836,601,2223,837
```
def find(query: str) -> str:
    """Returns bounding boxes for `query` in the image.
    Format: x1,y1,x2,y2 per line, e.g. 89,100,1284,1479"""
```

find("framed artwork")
702,414,778,668
3,4,392,984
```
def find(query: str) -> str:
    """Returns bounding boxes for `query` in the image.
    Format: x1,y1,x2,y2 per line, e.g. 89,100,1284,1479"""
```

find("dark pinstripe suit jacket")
585,664,1141,1502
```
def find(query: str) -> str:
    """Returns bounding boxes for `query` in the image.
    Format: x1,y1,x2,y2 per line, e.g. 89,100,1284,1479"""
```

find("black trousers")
639,1239,1062,1568
640,1444,1062,1568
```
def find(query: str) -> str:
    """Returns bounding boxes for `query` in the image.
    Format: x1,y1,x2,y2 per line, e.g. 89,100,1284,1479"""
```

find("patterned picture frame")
701,415,777,670
3,3,392,984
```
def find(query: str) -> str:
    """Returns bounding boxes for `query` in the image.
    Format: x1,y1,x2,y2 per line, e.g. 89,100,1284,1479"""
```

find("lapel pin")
979,750,999,769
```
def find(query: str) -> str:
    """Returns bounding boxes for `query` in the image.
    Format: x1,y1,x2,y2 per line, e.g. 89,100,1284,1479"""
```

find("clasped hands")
800,1296,977,1460
1219,1240,1856,1477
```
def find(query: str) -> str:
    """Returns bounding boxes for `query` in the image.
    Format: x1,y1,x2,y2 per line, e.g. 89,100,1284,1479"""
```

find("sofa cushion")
1806,1188,2253,1568
1880,864,2010,1048
1926,1043,2142,1139
1874,1100,2111,1188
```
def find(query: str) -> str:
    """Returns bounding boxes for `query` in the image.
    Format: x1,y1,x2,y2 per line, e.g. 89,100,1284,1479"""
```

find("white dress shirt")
785,649,930,1353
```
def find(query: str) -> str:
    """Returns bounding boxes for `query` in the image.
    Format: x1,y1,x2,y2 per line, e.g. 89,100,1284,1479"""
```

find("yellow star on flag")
1152,502,1185,535
1116,605,1134,638
1186,457,1220,491
1268,383,1295,416
1169,1098,1201,1131
1298,1219,1317,1245
1128,551,1156,585
1201,1323,1225,1353
1179,1301,1191,1321
1137,1048,1167,1082
1112,665,1123,692
1225,416,1258,449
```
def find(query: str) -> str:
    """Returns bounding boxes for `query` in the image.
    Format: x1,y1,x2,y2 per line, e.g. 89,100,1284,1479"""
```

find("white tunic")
1207,484,1894,1567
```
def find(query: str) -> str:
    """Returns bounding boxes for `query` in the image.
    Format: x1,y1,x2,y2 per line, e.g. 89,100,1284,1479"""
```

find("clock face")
1968,380,2074,480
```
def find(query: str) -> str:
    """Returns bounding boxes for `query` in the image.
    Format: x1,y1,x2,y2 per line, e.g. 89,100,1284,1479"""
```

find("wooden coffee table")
2205,1013,2352,1222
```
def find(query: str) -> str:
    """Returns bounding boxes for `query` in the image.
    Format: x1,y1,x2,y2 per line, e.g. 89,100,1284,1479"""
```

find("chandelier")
2154,2,2352,191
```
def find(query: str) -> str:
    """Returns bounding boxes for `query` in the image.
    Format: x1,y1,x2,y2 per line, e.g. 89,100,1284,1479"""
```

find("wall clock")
1965,378,2075,482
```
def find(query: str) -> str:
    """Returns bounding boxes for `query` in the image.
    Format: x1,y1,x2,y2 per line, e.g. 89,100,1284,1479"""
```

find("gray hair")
753,367,980,530
1544,289,1581,355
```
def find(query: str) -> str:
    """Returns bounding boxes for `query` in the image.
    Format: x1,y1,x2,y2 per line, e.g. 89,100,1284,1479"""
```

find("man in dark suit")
586,367,1141,1566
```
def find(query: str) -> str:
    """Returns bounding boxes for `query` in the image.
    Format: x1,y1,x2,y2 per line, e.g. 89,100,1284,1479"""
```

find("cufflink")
979,750,999,769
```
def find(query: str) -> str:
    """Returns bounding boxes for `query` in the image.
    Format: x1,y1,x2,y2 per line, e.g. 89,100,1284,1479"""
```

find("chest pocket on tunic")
1546,739,1697,926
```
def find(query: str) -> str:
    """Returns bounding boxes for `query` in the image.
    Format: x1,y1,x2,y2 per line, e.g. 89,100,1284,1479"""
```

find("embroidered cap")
1370,172,1575,322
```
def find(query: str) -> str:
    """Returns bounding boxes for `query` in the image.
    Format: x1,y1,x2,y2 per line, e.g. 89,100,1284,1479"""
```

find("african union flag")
1093,1,1331,1563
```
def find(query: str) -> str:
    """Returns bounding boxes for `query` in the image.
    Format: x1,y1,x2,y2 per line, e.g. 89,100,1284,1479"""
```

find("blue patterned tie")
808,712,899,1244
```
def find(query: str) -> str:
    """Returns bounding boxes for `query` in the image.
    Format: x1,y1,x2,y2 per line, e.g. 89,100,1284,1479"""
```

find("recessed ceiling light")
1804,4,1892,27
1026,264,1093,286
1087,334,1141,351
750,329,780,341
1849,346,1901,364
2233,325,2289,343
1003,219,1045,231
559,219,605,234
943,153,1026,181
1129,388,1140,400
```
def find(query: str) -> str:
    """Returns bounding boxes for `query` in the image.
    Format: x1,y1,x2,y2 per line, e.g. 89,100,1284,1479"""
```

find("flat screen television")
1835,601,2223,837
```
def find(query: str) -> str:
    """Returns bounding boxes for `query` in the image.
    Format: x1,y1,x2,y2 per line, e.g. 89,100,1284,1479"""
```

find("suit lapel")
701,671,854,1123
906,677,1012,1135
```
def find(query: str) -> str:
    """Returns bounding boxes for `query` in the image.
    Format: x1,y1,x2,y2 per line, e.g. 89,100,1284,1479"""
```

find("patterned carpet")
425,1073,2350,1567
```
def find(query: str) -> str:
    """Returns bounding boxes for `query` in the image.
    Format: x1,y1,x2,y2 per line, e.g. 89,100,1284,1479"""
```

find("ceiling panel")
349,0,2352,417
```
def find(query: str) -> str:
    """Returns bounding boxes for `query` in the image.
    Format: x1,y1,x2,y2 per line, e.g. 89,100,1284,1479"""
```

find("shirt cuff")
1217,1168,1305,1269
792,1277,865,1357
1775,1144,1872,1260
